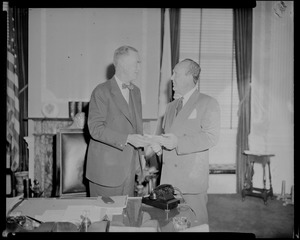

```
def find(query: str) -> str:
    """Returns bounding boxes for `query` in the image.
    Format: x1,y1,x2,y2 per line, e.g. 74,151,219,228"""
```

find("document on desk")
35,196,128,224
61,205,107,223
36,210,65,222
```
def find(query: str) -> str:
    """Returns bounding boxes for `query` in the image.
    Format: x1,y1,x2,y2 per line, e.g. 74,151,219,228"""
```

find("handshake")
127,133,179,156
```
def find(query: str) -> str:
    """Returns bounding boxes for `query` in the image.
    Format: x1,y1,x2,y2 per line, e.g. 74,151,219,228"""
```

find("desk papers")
34,196,128,224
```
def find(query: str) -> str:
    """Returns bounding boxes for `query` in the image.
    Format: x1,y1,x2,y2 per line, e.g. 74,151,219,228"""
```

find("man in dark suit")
86,46,149,197
148,59,221,225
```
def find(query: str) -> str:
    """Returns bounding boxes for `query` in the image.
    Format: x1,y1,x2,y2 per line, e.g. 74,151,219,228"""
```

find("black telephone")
151,184,176,201
142,184,180,210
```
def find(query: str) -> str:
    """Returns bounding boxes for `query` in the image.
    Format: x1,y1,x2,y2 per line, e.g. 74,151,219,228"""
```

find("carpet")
207,194,294,238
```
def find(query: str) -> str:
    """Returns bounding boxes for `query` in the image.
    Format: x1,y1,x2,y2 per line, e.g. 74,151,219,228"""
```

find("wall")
249,1,294,194
27,6,294,195
28,8,161,119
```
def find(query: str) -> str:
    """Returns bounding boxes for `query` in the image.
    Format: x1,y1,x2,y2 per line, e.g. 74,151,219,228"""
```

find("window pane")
180,8,239,129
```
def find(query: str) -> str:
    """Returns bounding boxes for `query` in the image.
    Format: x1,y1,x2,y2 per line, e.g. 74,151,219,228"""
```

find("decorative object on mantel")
68,112,86,129
41,102,59,118
14,171,28,196
69,101,89,119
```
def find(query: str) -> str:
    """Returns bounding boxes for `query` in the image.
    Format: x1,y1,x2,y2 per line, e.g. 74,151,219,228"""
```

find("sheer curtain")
233,8,253,193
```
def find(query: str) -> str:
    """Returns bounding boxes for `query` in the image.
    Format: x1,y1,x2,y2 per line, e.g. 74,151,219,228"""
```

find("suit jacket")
160,90,220,194
86,77,143,187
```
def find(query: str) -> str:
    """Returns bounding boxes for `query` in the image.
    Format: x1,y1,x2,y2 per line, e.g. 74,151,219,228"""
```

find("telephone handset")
142,184,180,210
151,184,176,201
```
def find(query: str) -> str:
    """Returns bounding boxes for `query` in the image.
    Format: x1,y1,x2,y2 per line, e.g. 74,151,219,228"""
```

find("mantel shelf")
24,117,73,121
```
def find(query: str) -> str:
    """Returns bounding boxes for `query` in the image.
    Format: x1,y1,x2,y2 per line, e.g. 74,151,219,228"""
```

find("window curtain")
233,8,253,193
7,5,28,172
169,8,180,101
152,8,180,184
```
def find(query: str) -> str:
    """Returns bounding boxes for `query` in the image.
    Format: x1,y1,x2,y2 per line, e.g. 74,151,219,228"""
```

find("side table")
242,151,275,205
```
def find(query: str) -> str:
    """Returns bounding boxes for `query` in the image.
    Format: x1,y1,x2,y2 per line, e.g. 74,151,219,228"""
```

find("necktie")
122,83,134,90
176,97,183,116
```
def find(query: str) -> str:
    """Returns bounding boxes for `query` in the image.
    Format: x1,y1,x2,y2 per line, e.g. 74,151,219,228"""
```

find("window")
180,8,239,129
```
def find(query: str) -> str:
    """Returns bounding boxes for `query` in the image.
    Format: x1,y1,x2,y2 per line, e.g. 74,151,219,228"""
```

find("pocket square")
188,109,197,119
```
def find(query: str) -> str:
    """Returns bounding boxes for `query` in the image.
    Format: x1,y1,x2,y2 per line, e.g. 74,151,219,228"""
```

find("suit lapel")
170,90,200,132
110,77,132,123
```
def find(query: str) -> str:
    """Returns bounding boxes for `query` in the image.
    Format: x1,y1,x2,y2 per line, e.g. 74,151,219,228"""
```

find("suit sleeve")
176,97,221,154
88,87,128,150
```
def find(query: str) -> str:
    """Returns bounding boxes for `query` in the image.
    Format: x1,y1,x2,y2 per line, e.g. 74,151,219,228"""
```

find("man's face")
120,50,141,83
171,62,191,96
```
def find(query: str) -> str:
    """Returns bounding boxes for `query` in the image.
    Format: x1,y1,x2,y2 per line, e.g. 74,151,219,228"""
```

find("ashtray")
172,216,191,231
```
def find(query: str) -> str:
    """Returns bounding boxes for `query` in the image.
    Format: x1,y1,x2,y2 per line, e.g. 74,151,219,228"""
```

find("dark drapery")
233,8,253,193
9,6,29,171
169,8,181,101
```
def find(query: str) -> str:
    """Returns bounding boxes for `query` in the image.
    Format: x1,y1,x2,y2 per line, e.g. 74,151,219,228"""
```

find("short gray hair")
113,45,138,67
182,59,201,84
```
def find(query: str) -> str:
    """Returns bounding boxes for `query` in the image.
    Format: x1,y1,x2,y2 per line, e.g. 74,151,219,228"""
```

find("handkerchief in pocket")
188,109,197,119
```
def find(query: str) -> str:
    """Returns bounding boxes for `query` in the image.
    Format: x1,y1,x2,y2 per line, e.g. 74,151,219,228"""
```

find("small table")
242,151,275,205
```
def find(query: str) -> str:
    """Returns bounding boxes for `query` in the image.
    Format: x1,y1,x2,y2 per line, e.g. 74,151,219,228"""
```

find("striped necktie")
176,97,183,116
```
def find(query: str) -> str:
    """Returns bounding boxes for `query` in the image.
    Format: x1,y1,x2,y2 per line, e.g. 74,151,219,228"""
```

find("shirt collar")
181,85,198,106
114,75,126,91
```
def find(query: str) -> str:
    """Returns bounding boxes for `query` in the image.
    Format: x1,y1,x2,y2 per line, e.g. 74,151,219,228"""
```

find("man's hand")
127,134,151,148
145,142,162,157
159,133,178,150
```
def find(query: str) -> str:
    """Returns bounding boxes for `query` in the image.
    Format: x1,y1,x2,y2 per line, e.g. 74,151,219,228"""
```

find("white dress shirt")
115,75,130,104
181,85,198,107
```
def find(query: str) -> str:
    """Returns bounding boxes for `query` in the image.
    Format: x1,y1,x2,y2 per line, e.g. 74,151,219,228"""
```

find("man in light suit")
86,46,149,197
149,59,221,225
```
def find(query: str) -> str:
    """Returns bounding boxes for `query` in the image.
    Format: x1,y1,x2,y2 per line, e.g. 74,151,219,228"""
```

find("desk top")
6,197,200,232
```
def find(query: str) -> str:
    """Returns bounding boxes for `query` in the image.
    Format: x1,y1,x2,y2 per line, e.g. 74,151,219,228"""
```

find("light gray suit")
160,90,220,224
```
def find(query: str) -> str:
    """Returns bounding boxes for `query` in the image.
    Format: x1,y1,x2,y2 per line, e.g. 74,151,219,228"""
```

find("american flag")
6,4,20,172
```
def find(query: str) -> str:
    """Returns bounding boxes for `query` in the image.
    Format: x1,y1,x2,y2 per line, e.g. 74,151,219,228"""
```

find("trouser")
182,192,208,225
89,152,137,197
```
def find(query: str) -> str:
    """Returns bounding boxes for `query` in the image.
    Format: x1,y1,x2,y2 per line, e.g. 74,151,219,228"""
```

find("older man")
86,46,149,197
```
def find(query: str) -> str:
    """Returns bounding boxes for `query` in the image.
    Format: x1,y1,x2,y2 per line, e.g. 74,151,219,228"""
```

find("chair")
55,128,89,198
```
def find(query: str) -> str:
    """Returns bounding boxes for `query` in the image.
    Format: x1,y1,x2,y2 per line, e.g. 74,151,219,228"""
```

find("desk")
5,197,201,232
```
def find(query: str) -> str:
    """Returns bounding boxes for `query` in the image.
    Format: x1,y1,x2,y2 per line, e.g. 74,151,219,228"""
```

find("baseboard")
208,174,237,194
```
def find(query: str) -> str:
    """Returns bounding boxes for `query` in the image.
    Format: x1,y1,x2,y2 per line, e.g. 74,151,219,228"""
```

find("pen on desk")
25,215,43,224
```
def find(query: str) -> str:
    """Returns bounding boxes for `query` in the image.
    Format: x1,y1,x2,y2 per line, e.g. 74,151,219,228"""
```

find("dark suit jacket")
160,90,220,193
86,77,143,187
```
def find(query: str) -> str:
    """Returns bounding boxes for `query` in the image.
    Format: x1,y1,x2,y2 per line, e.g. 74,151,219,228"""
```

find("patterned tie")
122,83,134,90
176,97,183,116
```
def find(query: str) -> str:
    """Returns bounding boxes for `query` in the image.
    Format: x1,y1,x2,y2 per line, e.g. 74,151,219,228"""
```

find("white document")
35,210,65,222
33,196,128,224
61,205,106,224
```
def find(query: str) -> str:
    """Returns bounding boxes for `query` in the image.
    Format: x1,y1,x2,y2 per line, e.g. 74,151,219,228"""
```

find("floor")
207,193,295,238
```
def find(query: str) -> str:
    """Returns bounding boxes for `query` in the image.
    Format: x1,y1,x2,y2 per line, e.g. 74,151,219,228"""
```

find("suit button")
174,164,177,167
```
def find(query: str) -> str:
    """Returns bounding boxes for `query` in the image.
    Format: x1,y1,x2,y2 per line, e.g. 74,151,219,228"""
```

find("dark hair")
113,45,138,66
182,59,201,84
